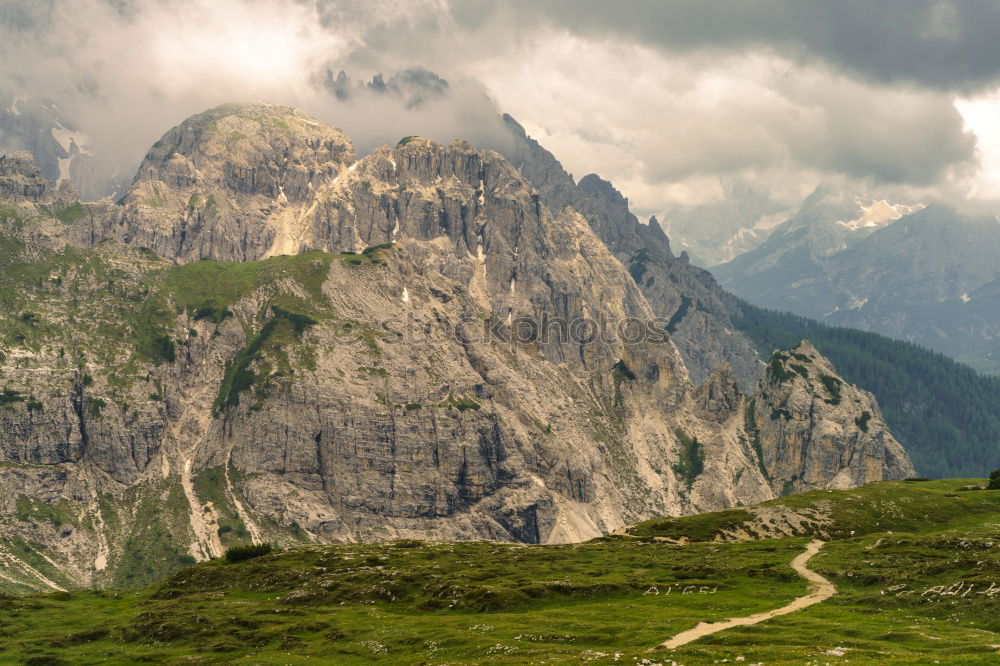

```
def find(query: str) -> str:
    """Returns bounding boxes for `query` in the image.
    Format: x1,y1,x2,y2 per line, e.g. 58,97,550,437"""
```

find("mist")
0,0,512,200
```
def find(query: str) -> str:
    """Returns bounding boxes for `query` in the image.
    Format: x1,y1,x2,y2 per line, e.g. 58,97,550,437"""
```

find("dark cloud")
472,0,1000,93
0,0,993,210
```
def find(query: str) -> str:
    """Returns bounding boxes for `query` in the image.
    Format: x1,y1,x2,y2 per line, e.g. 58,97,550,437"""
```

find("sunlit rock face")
0,104,912,592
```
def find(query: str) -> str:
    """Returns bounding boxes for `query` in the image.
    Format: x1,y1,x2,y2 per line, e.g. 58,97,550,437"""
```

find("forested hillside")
735,301,1000,478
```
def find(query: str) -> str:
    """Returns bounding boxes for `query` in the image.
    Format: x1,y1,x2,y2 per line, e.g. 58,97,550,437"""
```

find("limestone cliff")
750,341,915,493
498,115,761,388
0,104,913,594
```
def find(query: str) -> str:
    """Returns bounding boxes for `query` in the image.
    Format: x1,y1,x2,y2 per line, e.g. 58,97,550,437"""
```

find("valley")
3,3,1000,664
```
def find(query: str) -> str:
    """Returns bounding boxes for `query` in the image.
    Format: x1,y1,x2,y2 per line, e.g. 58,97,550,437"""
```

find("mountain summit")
0,103,912,592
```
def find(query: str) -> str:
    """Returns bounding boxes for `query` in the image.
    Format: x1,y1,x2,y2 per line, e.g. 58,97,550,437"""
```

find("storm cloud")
466,0,1000,94
0,0,996,212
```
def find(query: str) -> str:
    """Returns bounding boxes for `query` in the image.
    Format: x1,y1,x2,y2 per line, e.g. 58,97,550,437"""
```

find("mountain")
715,193,1000,373
499,115,762,388
2,477,996,663
734,301,1000,478
0,94,119,202
0,103,910,592
660,180,792,266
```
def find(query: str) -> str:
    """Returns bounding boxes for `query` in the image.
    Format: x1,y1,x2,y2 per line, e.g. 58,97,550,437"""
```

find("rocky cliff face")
750,341,915,492
0,104,913,594
0,150,76,205
0,95,114,202
498,115,761,388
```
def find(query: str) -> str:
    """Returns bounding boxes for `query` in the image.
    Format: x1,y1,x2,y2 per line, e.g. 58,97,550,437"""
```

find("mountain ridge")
0,102,912,592
716,193,1000,374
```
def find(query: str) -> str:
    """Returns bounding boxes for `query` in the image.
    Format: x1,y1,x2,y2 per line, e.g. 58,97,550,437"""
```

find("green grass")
212,307,318,414
630,478,1000,544
4,480,999,663
53,202,87,223
14,495,80,528
0,538,808,664
161,251,333,319
629,509,754,541
109,480,194,588
193,466,251,546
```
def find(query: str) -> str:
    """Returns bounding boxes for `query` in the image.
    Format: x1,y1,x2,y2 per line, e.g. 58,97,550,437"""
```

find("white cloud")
0,0,995,218
956,89,1000,200
465,32,976,211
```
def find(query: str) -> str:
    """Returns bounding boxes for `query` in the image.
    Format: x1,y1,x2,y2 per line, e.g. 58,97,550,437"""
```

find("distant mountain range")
714,189,1000,374
660,181,793,267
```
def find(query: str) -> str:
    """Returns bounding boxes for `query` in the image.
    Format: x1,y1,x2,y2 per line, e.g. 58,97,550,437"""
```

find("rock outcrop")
0,103,914,594
0,150,76,205
751,341,916,492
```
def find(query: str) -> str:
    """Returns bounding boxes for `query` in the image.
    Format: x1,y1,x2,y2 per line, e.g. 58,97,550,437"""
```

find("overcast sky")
3,0,1000,215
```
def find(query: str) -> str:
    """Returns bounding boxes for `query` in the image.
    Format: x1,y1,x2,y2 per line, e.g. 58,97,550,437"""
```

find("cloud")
0,0,993,214
477,0,1000,94
0,0,508,197
467,32,977,210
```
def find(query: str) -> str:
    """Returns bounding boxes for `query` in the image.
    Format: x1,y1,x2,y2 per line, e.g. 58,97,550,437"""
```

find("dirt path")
660,539,836,650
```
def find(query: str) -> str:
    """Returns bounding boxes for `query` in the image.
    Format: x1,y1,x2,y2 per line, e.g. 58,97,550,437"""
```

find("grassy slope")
3,480,999,664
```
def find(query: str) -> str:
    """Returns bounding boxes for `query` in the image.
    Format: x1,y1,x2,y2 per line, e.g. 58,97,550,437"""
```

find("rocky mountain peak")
691,361,742,421
0,151,51,202
496,114,764,388
753,340,915,492
129,102,354,205
0,103,916,592
577,173,628,208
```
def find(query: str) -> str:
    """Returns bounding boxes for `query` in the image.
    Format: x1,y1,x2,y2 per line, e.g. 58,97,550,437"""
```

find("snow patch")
277,185,288,204
839,199,924,231
50,123,93,185
51,125,88,153
7,96,23,116
401,286,410,303
56,157,71,185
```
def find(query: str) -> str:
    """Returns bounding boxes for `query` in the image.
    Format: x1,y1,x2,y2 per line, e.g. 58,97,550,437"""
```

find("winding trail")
660,539,836,650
